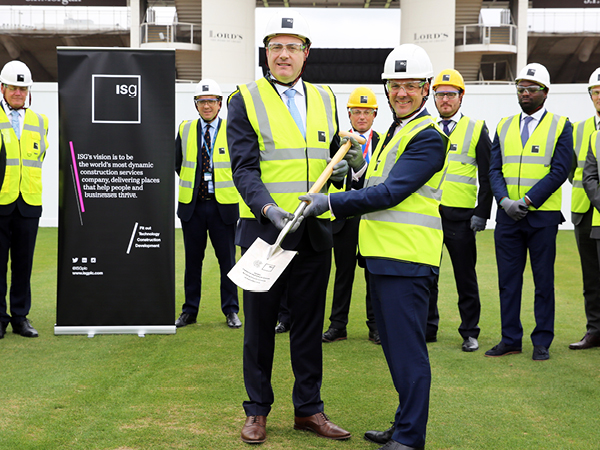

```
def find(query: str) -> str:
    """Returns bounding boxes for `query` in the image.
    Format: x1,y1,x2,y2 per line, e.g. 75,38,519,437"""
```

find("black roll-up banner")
55,48,176,335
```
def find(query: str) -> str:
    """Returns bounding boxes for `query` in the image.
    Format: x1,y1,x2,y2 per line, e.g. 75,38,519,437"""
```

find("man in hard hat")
301,44,449,450
227,10,355,444
174,79,241,330
426,69,493,352
568,67,600,350
0,60,48,339
323,86,381,345
485,63,572,361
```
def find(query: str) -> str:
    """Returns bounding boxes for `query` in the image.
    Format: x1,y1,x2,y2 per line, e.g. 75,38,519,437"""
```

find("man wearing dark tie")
426,69,492,352
227,10,354,444
323,86,381,345
174,79,241,330
0,60,48,340
486,63,572,361
568,67,600,350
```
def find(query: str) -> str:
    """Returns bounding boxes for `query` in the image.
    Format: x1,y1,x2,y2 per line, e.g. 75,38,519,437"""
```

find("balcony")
455,23,518,54
140,22,200,51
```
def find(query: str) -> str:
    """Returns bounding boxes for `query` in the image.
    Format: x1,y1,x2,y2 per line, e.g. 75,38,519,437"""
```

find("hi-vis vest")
0,108,48,206
589,131,600,226
571,117,596,214
497,112,567,211
358,116,450,267
177,119,239,205
440,116,485,209
236,78,337,219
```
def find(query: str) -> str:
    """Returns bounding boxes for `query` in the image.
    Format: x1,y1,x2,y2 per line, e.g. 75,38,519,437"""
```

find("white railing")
458,23,517,47
528,8,600,34
140,22,199,45
0,6,129,31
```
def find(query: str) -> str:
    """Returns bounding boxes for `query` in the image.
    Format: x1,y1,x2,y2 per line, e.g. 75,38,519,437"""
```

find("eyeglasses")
349,108,375,116
386,81,426,95
434,92,459,100
194,98,220,106
516,85,545,95
4,85,29,93
267,43,306,54
589,89,600,98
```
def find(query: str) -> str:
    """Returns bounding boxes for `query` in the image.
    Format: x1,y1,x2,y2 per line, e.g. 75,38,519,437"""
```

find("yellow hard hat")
347,86,378,109
432,69,465,92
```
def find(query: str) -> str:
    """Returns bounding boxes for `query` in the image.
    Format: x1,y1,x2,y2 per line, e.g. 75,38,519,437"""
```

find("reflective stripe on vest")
0,108,48,206
440,116,485,209
497,112,566,211
178,119,239,205
571,117,596,213
358,115,450,267
236,78,337,218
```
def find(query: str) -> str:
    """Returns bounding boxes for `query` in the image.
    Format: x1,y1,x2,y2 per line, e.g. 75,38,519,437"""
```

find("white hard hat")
0,60,33,87
381,44,434,81
194,79,222,98
263,10,311,46
515,63,551,88
588,67,600,90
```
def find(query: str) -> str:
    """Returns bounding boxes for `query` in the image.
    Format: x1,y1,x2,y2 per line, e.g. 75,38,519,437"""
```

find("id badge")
205,172,214,194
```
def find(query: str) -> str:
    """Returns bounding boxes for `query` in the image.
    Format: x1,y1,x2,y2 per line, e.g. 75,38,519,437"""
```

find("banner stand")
54,325,176,337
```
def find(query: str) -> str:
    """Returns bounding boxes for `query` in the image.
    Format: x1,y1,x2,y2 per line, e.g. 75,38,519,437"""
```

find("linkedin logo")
92,74,141,124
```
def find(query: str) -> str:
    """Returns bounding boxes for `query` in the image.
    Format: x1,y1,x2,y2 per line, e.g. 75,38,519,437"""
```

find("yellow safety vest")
0,108,48,206
235,78,337,219
358,116,450,267
497,112,567,211
177,119,239,205
440,116,485,209
571,116,596,213
589,131,600,226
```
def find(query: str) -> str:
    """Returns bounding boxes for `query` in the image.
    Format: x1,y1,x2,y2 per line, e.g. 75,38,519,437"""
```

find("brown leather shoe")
294,412,351,440
241,415,267,444
569,333,600,350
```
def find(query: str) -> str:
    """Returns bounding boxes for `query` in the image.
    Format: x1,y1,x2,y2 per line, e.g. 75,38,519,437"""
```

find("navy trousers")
494,221,558,348
369,271,435,449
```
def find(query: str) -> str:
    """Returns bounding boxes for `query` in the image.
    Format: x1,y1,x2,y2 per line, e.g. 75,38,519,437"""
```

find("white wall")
35,81,592,229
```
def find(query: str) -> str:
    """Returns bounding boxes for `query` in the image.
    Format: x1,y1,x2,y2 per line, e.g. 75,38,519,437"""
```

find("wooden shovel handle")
307,131,367,195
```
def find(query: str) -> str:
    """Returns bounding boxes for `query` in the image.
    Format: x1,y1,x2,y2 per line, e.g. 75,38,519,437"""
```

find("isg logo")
92,74,141,124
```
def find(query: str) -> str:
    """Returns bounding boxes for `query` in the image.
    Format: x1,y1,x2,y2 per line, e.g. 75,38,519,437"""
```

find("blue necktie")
10,110,21,139
441,119,452,136
284,89,305,138
521,116,533,147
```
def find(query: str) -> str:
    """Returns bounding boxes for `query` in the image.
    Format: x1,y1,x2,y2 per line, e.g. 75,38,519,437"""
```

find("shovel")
227,131,366,292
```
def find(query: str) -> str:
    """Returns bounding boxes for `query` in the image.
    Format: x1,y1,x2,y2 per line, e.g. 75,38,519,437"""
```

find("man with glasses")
568,67,600,350
300,44,449,450
425,69,492,352
323,86,381,345
0,60,48,340
227,10,353,444
486,63,572,361
174,79,241,330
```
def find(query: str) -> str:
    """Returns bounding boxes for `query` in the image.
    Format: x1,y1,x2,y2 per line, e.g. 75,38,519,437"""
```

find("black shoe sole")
484,350,521,357
322,336,347,343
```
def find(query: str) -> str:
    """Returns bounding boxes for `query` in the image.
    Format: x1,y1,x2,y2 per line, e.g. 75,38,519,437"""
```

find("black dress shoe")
0,322,7,339
377,440,424,450
569,332,600,350
175,313,197,328
12,319,38,338
369,330,381,345
322,327,347,342
532,345,549,361
364,423,395,444
485,341,521,357
275,322,289,333
226,312,242,329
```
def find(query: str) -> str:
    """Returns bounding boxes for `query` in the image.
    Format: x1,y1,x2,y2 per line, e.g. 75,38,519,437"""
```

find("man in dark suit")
323,86,381,344
426,69,492,352
0,60,48,340
227,11,354,445
486,63,572,361
174,79,241,330
301,44,449,450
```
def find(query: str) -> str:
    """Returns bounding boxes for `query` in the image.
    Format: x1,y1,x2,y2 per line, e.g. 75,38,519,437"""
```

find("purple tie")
441,119,452,135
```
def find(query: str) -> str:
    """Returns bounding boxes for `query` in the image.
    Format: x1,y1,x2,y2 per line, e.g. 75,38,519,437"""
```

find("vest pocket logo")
318,131,326,142
531,145,540,154
219,147,225,154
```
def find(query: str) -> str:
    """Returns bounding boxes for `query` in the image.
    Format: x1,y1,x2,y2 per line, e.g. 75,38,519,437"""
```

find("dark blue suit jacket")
329,109,447,276
488,110,573,227
227,78,341,252
175,118,239,225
